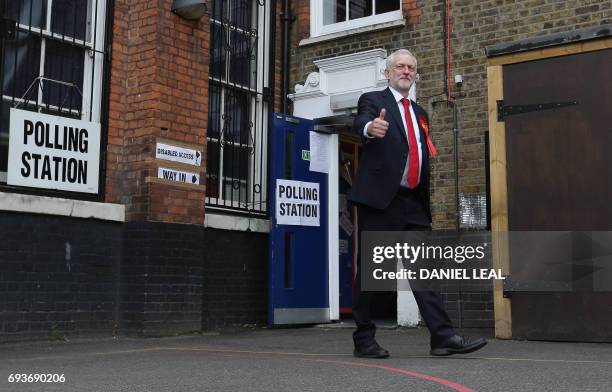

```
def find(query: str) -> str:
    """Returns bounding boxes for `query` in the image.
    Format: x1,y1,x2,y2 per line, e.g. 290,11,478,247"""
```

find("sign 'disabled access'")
156,142,201,166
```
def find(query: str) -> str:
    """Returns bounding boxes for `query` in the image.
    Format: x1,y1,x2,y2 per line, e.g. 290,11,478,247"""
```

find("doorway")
320,115,398,323
487,34,612,341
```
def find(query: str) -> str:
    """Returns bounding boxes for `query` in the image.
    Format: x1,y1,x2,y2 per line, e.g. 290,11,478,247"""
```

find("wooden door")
503,49,612,341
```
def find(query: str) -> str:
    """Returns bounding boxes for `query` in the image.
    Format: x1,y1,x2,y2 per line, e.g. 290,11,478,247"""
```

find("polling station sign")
275,179,320,227
7,108,101,193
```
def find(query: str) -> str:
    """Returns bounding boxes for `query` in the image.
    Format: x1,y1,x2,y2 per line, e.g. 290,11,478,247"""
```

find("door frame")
486,31,612,339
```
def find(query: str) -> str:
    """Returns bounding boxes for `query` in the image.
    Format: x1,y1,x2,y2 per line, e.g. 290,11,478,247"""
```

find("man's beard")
398,79,415,91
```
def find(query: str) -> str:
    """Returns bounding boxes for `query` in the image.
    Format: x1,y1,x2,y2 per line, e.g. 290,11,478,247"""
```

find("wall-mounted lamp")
171,0,207,20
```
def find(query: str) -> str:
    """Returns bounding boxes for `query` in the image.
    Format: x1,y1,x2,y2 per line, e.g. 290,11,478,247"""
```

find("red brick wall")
403,0,423,25
294,0,309,44
106,0,209,225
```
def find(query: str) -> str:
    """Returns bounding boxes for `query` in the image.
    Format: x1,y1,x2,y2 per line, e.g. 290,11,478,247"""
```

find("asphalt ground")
1,326,611,392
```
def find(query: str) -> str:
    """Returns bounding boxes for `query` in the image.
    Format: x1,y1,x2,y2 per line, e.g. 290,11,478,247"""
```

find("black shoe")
430,335,487,356
353,341,390,358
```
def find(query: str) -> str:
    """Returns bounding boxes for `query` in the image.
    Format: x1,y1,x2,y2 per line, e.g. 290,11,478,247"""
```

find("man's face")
384,53,417,95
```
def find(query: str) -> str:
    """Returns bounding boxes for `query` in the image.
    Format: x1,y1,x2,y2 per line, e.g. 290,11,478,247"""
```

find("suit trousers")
352,190,456,348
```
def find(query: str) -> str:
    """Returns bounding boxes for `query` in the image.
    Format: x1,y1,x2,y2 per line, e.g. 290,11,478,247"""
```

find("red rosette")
418,115,438,157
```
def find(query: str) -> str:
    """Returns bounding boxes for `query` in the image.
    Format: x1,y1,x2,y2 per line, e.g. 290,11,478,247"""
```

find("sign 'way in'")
275,179,320,227
158,167,200,185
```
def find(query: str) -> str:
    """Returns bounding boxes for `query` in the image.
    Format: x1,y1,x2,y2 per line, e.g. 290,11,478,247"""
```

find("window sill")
0,192,125,222
300,18,406,47
204,212,270,233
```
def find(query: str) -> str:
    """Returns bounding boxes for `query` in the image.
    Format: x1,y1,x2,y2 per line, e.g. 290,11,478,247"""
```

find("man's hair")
385,49,418,71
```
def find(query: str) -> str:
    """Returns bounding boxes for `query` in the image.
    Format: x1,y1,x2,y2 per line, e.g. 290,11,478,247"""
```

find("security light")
171,0,207,20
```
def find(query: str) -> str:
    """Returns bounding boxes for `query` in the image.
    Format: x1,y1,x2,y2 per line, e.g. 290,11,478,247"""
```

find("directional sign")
156,142,201,166
158,167,200,185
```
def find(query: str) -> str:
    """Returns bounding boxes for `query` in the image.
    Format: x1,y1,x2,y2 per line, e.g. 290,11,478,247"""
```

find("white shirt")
363,86,423,186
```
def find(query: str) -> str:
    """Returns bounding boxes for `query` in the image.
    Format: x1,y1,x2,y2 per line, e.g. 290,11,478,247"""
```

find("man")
348,49,487,358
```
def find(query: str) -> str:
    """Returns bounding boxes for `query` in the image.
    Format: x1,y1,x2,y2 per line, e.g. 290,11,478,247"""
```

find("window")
311,0,402,37
0,0,108,184
207,0,270,216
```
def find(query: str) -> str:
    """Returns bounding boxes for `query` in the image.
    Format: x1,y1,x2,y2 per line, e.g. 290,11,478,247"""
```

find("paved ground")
1,326,612,392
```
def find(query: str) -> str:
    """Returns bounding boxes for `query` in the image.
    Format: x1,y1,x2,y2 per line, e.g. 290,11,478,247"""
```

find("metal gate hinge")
497,100,578,121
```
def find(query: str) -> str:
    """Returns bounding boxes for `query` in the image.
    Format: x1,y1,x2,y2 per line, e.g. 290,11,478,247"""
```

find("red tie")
402,98,419,188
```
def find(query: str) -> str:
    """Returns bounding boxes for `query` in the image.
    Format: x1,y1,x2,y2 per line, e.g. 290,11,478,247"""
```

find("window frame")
309,0,403,38
0,0,109,196
205,0,270,216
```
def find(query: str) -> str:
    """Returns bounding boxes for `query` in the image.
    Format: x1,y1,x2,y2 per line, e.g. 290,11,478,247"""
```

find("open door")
268,114,330,324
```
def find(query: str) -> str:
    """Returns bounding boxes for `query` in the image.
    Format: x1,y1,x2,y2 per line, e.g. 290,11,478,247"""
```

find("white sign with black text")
7,108,101,193
275,179,320,227
158,167,200,185
156,142,201,166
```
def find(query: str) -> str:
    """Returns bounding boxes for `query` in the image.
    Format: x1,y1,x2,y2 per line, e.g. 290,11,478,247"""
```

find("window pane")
2,32,41,102
51,0,90,41
229,30,255,88
210,23,226,80
0,103,9,174
223,88,251,146
0,101,38,174
230,0,253,31
375,0,399,14
222,145,249,183
222,177,247,203
349,0,373,20
323,0,346,25
212,0,227,22
208,83,221,139
206,141,220,198
3,0,47,29
43,41,84,112
0,142,7,174
0,103,8,137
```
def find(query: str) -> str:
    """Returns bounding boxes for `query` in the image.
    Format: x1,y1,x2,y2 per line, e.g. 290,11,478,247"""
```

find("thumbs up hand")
367,108,389,138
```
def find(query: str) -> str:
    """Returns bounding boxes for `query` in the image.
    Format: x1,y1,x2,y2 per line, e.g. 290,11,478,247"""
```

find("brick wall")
289,0,611,230
101,1,211,336
121,221,204,336
105,0,209,224
0,213,206,342
202,229,268,329
1,1,277,342
0,212,122,342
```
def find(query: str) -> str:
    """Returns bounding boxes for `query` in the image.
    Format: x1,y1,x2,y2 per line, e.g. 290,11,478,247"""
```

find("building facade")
287,0,610,330
1,0,278,341
1,0,611,341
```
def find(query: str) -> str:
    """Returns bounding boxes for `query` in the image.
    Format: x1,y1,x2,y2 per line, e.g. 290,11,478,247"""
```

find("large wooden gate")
487,26,612,341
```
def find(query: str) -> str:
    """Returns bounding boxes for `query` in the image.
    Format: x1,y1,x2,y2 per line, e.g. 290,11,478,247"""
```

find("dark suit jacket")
348,87,432,222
